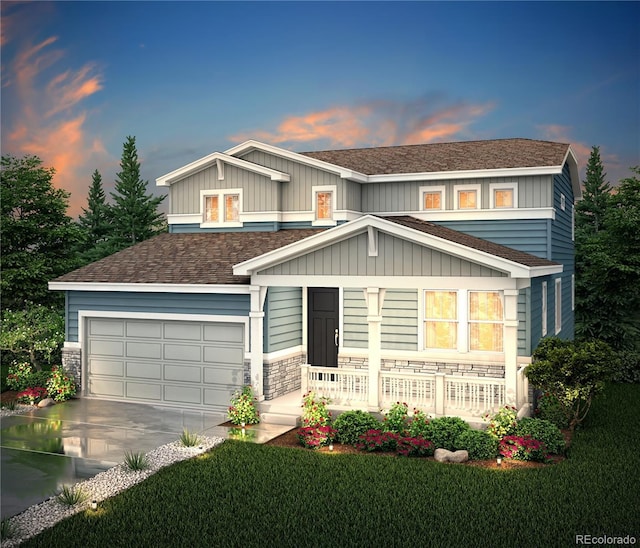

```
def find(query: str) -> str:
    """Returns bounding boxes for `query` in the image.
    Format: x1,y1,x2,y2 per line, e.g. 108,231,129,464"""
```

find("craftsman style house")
50,138,580,420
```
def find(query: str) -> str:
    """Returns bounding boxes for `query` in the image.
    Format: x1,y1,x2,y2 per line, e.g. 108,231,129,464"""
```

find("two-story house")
50,138,580,421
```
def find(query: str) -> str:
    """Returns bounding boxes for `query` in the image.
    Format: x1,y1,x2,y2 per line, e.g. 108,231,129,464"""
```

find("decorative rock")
37,398,55,408
434,448,469,463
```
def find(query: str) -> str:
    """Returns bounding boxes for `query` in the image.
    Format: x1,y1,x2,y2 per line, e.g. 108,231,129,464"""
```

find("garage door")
86,318,245,412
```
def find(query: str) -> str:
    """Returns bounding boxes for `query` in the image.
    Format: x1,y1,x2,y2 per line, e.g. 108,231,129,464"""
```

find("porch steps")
259,393,301,426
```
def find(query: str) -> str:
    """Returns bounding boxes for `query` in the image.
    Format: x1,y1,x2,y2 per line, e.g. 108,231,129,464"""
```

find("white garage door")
86,318,245,412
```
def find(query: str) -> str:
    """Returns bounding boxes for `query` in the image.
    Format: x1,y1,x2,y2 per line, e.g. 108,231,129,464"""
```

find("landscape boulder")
434,448,469,463
37,398,55,408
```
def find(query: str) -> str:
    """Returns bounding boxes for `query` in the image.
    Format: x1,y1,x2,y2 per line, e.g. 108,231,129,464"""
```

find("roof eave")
48,282,251,294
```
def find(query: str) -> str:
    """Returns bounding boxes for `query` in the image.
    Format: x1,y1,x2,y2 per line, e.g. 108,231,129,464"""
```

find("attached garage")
85,317,245,412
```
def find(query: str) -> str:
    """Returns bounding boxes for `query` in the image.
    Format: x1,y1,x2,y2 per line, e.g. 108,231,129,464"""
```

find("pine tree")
77,169,114,263
109,136,166,250
575,146,611,234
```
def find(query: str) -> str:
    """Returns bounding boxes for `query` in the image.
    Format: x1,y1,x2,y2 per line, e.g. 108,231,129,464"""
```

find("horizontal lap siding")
66,291,250,342
343,288,367,348
264,287,303,352
518,288,529,356
381,290,418,351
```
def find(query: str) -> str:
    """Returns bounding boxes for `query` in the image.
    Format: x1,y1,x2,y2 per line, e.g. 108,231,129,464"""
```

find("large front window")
469,291,503,351
425,291,457,349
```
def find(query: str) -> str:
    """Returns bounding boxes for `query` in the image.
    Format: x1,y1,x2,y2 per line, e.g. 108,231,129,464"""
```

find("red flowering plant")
46,367,77,402
357,429,400,452
297,425,337,449
17,386,48,405
382,402,409,435
227,385,260,425
300,391,332,427
396,436,434,457
499,435,549,462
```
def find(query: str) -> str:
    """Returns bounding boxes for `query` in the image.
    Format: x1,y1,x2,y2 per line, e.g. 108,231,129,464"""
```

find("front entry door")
308,288,339,367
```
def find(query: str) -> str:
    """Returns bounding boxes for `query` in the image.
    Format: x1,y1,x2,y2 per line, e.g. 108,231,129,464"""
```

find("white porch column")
364,287,385,409
503,289,520,407
249,285,267,401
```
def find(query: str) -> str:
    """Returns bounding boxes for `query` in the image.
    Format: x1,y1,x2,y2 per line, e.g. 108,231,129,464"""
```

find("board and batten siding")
65,291,250,342
361,175,553,213
169,163,280,215
263,287,303,353
258,232,507,278
240,150,344,212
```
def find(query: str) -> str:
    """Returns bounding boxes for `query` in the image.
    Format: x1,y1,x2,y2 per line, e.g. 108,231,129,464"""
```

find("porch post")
249,285,267,401
503,289,519,407
365,287,385,409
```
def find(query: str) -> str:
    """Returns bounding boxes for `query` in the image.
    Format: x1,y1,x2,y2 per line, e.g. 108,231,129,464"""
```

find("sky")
1,1,638,217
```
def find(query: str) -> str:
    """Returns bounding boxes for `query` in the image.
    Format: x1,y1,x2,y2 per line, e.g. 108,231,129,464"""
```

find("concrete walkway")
0,398,292,519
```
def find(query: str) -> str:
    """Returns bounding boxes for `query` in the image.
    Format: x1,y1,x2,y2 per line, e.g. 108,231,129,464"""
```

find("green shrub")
484,405,518,440
227,385,260,425
124,451,150,471
456,429,498,460
382,402,409,434
423,416,471,450
1,518,16,540
333,410,381,446
515,417,565,455
408,409,430,438
611,350,640,383
180,429,201,447
46,366,76,401
57,485,88,506
535,392,569,429
5,362,52,392
301,391,331,427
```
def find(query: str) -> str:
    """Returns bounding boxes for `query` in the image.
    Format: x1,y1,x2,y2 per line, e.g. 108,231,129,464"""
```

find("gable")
257,231,507,278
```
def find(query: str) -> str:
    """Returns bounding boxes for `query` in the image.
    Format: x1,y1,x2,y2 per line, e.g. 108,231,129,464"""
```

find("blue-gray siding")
381,290,419,351
264,287,303,353
65,291,250,342
343,288,367,348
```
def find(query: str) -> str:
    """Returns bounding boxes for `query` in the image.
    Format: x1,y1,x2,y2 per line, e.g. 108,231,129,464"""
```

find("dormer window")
312,185,337,226
420,186,445,211
316,192,332,220
201,189,243,227
455,185,481,210
490,183,518,209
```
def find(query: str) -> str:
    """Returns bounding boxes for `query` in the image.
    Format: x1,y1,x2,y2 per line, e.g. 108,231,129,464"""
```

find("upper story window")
201,189,243,226
312,185,337,226
420,186,445,211
454,185,481,210
490,183,518,209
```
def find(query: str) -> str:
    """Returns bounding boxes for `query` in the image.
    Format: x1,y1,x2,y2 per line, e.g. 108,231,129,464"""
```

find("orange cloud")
2,27,108,217
231,98,494,149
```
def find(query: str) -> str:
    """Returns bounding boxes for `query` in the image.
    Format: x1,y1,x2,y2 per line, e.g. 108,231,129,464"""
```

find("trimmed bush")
515,417,565,455
456,429,498,460
381,402,409,434
333,410,381,446
499,435,548,462
423,416,471,450
396,436,434,457
612,350,640,383
535,392,569,429
408,409,430,438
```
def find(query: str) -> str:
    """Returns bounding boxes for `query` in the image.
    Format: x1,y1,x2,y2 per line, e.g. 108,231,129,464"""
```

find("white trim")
541,281,548,337
312,184,337,226
560,193,566,211
366,165,566,183
156,151,290,186
367,226,378,257
379,208,556,222
167,209,361,226
555,278,562,334
49,282,250,294
263,345,305,364
571,274,575,311
419,185,446,211
454,184,481,210
341,348,508,365
200,188,244,227
77,310,251,353
489,182,518,209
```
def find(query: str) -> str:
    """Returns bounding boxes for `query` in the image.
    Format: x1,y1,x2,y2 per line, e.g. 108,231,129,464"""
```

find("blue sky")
1,1,638,216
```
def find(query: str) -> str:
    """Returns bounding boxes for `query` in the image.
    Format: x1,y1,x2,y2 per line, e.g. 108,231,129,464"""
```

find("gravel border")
1,411,225,546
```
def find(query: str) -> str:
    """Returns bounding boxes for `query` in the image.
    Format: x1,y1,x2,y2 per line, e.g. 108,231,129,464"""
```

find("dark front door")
308,288,339,367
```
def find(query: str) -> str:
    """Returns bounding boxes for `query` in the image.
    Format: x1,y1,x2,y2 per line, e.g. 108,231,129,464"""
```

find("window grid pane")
423,191,442,210
316,192,332,219
425,291,457,349
458,190,477,209
469,292,503,351
204,196,218,222
225,194,239,221
494,189,513,208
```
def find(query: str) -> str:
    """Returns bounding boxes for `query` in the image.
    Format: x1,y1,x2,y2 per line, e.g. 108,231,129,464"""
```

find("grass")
20,384,640,547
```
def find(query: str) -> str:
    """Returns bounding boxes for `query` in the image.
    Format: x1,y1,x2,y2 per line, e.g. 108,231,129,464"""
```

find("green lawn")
21,384,640,547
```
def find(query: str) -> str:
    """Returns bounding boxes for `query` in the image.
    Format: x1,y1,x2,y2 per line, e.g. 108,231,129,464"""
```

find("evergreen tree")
109,136,166,250
0,155,82,310
575,146,611,234
77,169,114,263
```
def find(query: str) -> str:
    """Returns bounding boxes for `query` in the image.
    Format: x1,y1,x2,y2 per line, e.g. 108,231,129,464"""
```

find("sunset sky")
1,1,638,217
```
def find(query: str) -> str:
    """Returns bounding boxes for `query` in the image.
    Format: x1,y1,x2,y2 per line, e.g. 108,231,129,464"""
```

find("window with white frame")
424,291,458,349
420,186,445,211
560,194,566,211
571,274,575,311
541,281,548,337
201,189,242,225
312,185,337,225
455,185,481,210
490,182,517,209
469,291,504,351
555,278,562,334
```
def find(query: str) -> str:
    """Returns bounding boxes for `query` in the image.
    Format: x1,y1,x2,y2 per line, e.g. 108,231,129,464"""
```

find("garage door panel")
89,319,124,337
89,359,124,377
126,382,162,401
204,366,243,385
204,386,238,407
164,343,201,362
126,321,162,339
204,324,244,344
164,364,201,383
90,378,124,397
164,323,202,341
126,341,162,360
203,345,244,365
90,340,124,358
126,361,162,380
164,385,202,405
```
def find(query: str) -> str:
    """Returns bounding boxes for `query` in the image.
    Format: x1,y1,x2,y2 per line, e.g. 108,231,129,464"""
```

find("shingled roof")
301,138,570,175
382,216,559,268
52,229,323,285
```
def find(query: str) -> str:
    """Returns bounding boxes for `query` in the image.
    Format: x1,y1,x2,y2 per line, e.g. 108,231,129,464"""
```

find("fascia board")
224,140,368,182
563,147,582,200
527,265,564,277
48,282,251,294
366,165,563,183
155,151,290,186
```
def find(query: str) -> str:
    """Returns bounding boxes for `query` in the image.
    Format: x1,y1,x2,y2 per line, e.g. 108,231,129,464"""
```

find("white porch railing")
301,365,506,417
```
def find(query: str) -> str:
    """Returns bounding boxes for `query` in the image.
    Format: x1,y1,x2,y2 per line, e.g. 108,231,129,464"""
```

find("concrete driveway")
0,398,232,519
